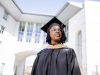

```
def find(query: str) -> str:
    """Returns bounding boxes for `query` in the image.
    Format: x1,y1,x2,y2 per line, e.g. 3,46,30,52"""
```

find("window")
0,63,5,75
35,23,41,43
0,25,5,43
35,33,40,43
3,10,9,20
0,25,5,34
43,32,47,44
18,22,25,42
26,22,33,42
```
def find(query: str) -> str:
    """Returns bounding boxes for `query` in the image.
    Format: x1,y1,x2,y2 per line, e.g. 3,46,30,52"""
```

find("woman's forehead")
50,25,60,29
49,23,61,29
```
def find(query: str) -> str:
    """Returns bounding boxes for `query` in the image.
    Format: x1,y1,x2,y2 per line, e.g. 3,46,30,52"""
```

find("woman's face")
49,23,62,43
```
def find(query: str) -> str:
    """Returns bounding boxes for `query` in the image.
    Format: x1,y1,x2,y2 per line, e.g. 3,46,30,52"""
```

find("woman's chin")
54,38,61,42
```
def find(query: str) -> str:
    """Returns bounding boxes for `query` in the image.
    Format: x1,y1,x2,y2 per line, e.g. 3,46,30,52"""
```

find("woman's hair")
46,24,66,44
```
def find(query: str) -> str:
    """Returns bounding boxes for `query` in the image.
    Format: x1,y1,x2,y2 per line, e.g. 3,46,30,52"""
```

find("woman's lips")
55,34,61,37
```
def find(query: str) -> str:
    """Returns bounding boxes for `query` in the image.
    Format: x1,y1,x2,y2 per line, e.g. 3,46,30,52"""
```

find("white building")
0,0,100,75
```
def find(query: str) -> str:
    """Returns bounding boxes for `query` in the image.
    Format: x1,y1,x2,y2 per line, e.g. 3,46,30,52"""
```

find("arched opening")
14,51,37,75
24,55,37,75
76,30,82,66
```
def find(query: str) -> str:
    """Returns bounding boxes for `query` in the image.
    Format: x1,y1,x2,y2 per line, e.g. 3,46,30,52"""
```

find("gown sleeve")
31,55,39,75
69,49,81,75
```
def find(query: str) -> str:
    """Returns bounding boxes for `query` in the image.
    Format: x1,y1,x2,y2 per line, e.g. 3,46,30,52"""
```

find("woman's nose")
55,30,61,34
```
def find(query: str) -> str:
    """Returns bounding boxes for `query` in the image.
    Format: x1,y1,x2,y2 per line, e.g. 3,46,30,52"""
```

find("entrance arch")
14,50,37,75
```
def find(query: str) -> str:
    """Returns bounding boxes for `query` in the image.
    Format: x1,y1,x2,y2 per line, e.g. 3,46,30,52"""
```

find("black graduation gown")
31,47,81,75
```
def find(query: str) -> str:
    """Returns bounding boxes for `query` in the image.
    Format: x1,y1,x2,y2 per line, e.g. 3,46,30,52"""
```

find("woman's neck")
51,40,60,45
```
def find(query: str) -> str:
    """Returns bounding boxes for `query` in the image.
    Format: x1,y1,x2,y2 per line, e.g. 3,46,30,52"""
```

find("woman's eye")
51,29,56,31
58,29,62,31
53,29,56,31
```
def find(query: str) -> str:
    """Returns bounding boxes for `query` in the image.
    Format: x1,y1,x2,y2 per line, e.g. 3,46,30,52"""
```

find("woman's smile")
54,33,61,37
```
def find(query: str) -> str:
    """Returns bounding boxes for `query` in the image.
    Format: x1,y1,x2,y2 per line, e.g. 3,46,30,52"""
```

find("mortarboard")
41,17,66,33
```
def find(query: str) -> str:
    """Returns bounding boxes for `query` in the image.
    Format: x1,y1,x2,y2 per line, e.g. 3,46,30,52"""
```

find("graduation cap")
41,17,66,33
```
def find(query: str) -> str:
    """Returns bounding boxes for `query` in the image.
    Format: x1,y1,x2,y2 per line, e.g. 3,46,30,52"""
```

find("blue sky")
14,0,84,16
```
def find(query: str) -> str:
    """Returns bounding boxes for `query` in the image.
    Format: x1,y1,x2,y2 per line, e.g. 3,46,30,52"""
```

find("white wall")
84,1,100,75
0,5,46,75
0,5,18,36
85,1,100,65
68,8,86,66
0,5,18,75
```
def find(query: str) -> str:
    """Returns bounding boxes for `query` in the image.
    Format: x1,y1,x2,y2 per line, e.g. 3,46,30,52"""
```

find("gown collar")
47,43,65,49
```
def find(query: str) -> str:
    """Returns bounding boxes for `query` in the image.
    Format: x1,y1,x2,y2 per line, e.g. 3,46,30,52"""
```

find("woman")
31,17,81,75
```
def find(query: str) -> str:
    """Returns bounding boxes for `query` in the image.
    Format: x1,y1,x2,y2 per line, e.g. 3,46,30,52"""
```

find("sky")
14,0,84,16
14,0,68,16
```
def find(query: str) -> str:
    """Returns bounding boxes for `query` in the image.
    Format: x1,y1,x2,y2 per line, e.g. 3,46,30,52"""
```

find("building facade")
1,1,100,75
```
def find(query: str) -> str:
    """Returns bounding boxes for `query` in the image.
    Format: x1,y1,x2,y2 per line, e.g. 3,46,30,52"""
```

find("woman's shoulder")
62,46,74,51
37,48,51,55
64,47,76,56
60,46,75,55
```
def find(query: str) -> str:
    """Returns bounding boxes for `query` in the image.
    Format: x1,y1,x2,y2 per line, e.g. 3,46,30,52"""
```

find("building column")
16,60,25,75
